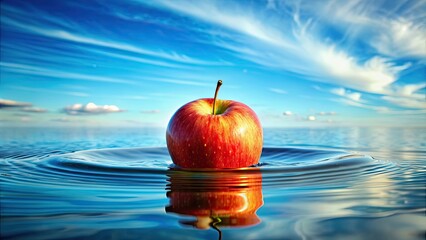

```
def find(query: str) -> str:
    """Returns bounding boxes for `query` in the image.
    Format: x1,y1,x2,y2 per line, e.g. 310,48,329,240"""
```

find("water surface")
1,127,425,240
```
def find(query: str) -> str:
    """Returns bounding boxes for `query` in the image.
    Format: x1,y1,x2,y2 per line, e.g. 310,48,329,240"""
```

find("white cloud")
333,98,389,112
270,88,287,94
148,0,294,50
0,99,32,108
330,88,362,102
307,115,316,121
21,107,47,113
151,1,414,95
347,92,361,102
382,96,426,109
2,0,423,116
373,19,426,58
331,83,426,110
142,0,422,111
377,108,426,115
393,83,426,99
283,111,293,116
312,0,426,58
63,102,124,115
314,49,410,93
330,87,345,96
0,98,48,113
379,83,426,109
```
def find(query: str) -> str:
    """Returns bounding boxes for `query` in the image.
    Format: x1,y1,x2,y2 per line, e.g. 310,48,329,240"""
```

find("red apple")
166,80,263,168
165,170,263,229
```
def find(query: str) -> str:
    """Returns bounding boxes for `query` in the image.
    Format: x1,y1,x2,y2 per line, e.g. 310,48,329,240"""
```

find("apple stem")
212,80,223,115
210,217,222,240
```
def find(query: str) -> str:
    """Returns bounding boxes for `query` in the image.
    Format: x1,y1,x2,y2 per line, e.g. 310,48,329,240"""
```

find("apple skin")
165,170,263,229
166,98,263,168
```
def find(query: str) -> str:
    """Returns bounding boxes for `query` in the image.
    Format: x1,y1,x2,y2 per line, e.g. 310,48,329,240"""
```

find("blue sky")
0,0,425,128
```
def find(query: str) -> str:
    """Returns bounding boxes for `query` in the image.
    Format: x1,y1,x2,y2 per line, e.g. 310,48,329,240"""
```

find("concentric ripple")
1,147,396,190
2,146,424,240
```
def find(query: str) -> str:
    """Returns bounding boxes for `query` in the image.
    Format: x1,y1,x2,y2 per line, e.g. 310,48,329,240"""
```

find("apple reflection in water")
165,169,263,236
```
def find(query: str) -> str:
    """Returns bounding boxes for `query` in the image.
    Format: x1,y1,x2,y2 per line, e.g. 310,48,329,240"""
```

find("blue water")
1,127,425,240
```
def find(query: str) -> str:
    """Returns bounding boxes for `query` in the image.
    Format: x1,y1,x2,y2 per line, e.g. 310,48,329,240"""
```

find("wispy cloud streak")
141,0,423,107
0,99,31,108
1,62,137,85
10,86,89,97
1,5,226,66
